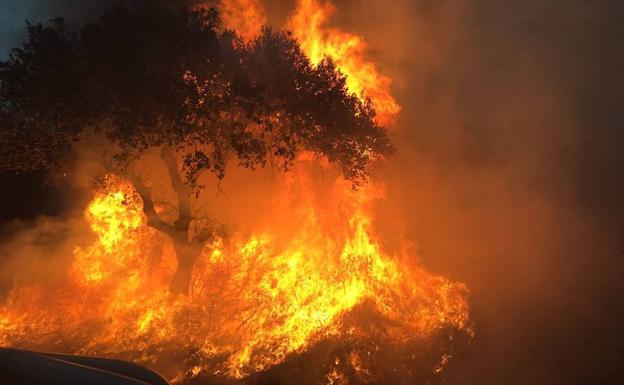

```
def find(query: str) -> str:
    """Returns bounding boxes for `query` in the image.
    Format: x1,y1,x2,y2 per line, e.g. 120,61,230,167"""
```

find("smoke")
316,1,623,384
0,216,94,299
1,1,622,384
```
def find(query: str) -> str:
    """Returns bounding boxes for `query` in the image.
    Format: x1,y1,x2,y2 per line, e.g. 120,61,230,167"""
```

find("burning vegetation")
0,1,472,384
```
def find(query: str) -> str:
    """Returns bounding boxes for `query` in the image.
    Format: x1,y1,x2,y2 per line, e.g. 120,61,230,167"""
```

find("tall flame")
0,170,470,382
204,0,402,126
287,0,401,127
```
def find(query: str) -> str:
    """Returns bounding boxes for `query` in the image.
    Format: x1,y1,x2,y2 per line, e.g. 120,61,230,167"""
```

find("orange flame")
287,0,401,127
0,169,470,381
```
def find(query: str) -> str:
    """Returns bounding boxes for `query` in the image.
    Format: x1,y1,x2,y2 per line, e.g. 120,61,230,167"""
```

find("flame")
0,2,470,383
200,0,401,125
0,169,470,382
287,0,401,126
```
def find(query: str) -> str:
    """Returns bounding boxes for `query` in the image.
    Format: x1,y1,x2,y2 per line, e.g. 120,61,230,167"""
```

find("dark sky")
0,0,111,57
1,1,623,385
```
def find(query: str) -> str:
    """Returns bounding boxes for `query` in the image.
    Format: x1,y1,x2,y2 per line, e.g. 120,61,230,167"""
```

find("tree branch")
126,170,175,236
161,146,193,232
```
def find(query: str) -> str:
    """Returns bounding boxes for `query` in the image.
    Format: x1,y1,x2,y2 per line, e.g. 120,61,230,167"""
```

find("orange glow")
218,0,267,40
0,2,470,383
287,0,401,127
0,169,470,381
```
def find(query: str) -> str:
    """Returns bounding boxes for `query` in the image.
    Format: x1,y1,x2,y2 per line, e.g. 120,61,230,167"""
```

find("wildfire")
0,1,470,384
0,170,470,383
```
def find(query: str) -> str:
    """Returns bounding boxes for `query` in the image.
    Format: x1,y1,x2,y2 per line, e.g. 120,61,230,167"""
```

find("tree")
0,1,392,294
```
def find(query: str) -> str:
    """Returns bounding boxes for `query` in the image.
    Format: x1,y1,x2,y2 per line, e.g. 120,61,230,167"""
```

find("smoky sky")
355,2,624,385
0,0,115,58
1,1,623,385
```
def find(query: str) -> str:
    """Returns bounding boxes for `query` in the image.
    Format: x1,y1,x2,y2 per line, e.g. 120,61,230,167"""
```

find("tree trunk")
128,146,201,296
161,146,197,295
169,232,202,295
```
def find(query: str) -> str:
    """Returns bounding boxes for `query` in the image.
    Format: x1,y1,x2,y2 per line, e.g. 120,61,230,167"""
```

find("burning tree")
0,2,391,294
0,1,472,384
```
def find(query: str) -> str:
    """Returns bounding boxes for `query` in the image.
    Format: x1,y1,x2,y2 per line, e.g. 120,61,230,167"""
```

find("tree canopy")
0,1,392,189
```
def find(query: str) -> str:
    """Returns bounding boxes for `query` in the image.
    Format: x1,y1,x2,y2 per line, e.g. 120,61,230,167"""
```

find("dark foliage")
0,1,391,188
0,0,393,294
